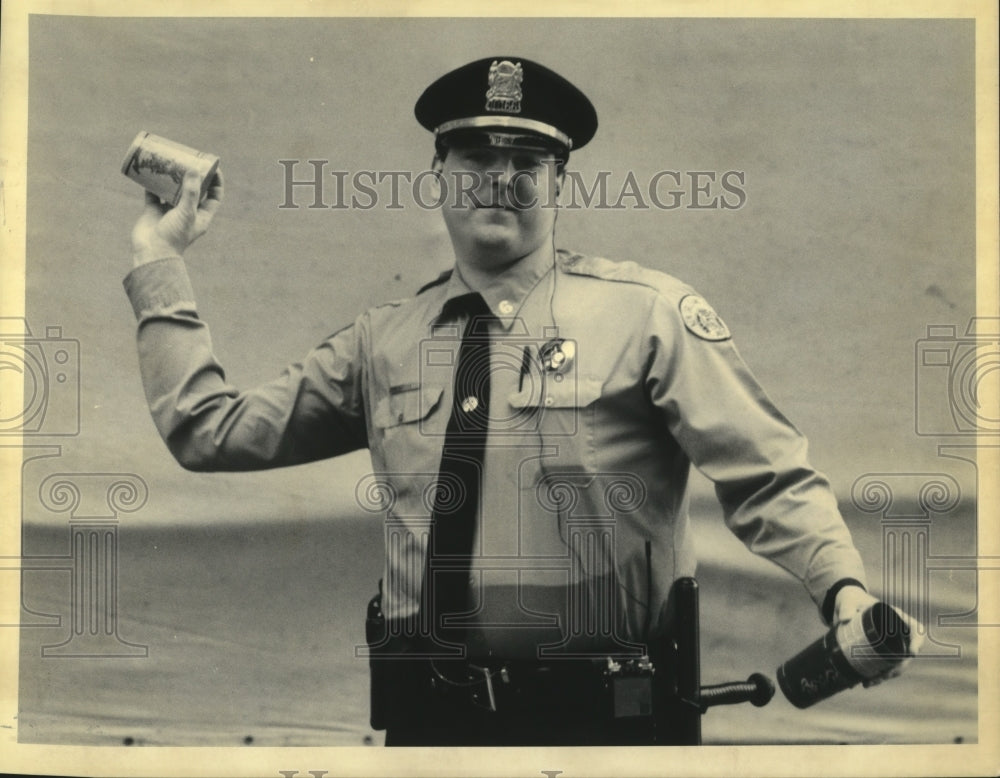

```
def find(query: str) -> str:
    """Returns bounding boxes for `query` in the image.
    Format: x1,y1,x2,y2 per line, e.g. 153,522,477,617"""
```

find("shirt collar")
427,250,555,332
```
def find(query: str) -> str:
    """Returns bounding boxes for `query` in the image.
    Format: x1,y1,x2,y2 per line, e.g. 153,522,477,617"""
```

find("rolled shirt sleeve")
123,256,368,471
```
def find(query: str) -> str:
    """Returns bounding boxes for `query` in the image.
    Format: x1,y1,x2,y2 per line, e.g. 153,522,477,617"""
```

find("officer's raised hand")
131,168,224,267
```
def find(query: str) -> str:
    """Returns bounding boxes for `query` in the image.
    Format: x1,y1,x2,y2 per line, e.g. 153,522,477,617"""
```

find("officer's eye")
459,150,494,167
514,154,557,172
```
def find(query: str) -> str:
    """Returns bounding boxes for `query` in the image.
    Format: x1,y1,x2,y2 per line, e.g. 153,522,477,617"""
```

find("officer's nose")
496,159,536,208
489,159,518,195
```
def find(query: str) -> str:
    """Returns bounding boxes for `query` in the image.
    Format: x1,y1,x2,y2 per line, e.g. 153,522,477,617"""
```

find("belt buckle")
468,663,504,712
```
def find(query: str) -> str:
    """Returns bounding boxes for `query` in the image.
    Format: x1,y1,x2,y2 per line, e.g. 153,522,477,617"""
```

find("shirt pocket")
507,375,603,453
373,383,444,429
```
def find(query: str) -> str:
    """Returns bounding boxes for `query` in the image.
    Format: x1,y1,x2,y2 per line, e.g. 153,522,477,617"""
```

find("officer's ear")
548,159,565,200
427,153,446,203
431,152,445,178
549,151,567,197
431,137,449,173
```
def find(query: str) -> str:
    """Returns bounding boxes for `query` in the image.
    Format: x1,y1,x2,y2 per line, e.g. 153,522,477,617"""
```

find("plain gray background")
9,13,986,763
22,17,977,525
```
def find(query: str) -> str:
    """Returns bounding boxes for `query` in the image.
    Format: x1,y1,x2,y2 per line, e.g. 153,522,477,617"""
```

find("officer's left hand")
833,585,925,687
131,168,224,267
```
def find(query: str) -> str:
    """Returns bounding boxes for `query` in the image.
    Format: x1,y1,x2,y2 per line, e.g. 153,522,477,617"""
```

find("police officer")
125,57,899,746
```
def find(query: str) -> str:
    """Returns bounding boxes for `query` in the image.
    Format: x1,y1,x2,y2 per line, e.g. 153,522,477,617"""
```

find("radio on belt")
121,131,219,207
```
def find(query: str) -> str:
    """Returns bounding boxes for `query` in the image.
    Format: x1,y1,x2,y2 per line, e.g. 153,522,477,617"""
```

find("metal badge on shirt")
679,295,731,341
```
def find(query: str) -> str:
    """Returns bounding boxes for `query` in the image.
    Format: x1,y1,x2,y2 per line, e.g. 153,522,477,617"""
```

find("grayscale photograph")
1,6,996,778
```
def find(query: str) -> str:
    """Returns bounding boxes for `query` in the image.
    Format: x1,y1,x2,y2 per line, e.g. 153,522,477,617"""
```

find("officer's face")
438,144,562,270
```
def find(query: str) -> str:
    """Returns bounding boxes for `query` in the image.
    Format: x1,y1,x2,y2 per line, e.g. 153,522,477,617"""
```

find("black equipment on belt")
364,577,775,745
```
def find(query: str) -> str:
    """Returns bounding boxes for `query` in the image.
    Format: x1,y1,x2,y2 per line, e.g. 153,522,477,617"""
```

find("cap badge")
680,295,732,341
485,60,523,114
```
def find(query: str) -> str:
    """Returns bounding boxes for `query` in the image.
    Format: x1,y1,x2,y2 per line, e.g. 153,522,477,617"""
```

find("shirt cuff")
821,577,867,625
123,256,196,320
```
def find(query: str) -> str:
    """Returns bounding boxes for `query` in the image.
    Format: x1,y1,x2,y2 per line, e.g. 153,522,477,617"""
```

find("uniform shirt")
124,248,867,658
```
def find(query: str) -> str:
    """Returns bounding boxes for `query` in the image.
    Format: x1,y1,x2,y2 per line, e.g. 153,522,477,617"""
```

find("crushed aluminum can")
777,601,913,709
121,131,219,207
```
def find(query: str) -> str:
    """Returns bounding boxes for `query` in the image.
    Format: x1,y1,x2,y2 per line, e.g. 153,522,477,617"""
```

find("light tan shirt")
125,248,867,657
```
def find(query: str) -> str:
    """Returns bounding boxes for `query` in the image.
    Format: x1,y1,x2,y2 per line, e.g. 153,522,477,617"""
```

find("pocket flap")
508,376,603,410
374,385,444,428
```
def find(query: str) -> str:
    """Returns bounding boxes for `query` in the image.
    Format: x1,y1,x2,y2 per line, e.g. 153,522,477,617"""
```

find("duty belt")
425,655,659,718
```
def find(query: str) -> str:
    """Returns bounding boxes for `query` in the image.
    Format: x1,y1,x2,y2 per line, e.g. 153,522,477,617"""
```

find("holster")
365,581,387,731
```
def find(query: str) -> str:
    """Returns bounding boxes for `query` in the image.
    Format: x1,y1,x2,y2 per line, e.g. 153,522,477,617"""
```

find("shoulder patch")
679,295,731,341
416,269,453,295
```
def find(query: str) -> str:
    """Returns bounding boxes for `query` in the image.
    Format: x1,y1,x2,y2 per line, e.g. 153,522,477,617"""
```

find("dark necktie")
424,292,494,653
